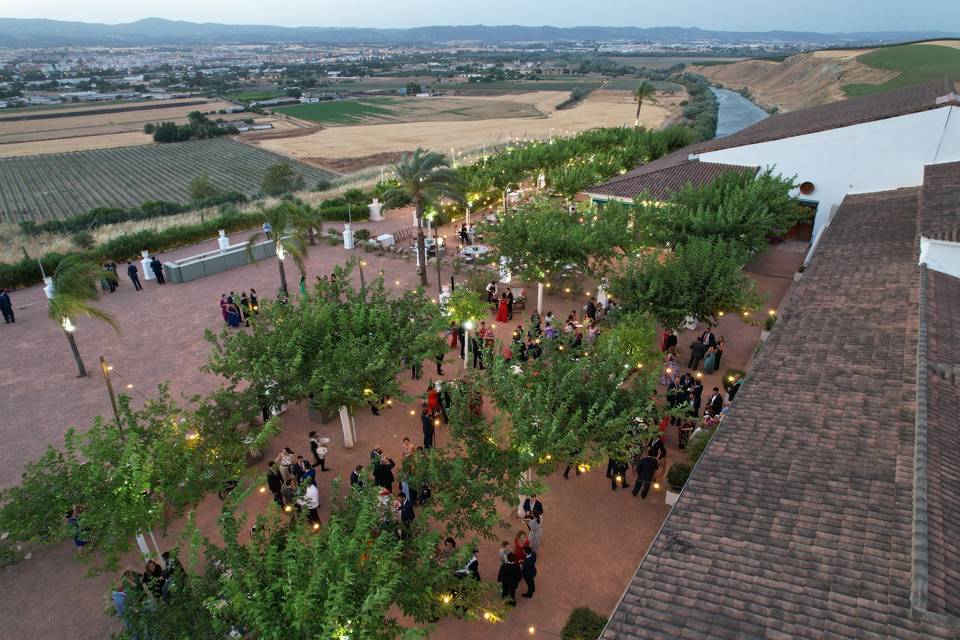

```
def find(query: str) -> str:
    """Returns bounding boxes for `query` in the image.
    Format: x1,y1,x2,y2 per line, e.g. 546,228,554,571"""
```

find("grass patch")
843,44,960,97
275,98,398,124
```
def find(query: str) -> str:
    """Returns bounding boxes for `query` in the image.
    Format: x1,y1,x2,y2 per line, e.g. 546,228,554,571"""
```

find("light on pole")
463,318,476,370
99,356,123,436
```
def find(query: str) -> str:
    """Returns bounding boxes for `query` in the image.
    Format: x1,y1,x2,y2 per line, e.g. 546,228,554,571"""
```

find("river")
711,87,769,137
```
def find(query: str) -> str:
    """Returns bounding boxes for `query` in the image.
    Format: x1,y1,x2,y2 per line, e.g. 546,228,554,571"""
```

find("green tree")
633,81,658,128
188,171,222,202
383,148,465,287
405,81,423,95
261,161,306,197
610,237,762,329
245,202,312,295
46,255,117,377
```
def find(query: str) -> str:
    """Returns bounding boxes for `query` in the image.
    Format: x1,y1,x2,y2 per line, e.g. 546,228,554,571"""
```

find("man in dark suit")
0,289,14,323
497,553,522,605
521,546,538,598
707,387,724,416
349,464,364,488
648,434,667,461
398,491,415,528
421,404,435,449
585,297,597,322
266,462,283,507
687,340,706,369
699,326,717,348
522,494,544,517
691,378,704,413
149,256,165,285
373,457,396,492
631,453,659,499
506,288,514,320
126,261,142,291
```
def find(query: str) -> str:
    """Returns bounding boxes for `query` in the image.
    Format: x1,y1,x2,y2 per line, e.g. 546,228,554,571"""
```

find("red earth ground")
0,206,803,640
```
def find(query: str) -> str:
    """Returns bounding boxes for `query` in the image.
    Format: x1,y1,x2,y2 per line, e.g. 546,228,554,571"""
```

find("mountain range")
0,18,957,48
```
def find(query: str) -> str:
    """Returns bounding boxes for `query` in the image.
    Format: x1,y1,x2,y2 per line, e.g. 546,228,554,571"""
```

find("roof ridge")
912,264,931,612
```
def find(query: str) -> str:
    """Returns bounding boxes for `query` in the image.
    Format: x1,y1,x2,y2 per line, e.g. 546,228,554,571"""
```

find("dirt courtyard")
0,203,802,640
253,90,682,161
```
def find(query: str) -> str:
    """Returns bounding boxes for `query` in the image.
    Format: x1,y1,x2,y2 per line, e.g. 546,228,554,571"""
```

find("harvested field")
274,95,543,126
0,137,335,221
252,90,682,163
0,98,269,155
303,151,409,173
0,131,152,157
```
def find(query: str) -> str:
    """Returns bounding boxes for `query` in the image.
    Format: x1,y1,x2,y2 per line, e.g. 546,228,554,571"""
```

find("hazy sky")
3,0,960,33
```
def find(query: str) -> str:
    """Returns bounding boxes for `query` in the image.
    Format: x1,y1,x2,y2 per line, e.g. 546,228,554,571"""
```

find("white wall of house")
920,238,960,280
695,105,960,253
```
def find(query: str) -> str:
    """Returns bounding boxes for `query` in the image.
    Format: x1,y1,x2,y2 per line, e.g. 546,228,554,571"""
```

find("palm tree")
47,256,118,377
246,202,312,295
384,148,465,287
633,81,659,129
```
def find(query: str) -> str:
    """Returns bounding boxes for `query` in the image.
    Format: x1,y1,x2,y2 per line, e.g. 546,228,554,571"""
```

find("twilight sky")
3,0,959,33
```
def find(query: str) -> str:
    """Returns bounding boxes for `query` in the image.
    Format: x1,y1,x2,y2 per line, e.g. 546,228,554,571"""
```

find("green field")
275,98,398,124
843,44,960,97
600,78,683,92
0,138,335,221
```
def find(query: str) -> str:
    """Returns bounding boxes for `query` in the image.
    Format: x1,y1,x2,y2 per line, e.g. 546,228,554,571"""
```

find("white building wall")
696,105,960,251
920,238,960,280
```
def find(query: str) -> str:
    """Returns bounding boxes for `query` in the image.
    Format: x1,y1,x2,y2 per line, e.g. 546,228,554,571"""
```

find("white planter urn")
140,250,154,280
343,223,354,250
217,229,230,250
368,199,384,222
760,329,772,341
665,490,681,506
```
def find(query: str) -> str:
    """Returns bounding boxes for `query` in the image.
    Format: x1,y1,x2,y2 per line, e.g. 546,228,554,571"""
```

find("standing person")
398,491,415,529
498,541,511,565
506,288,514,320
714,337,726,370
457,324,466,360
497,553,522,606
280,479,297,507
266,461,284,507
226,301,241,328
485,280,497,304
610,457,629,490
703,345,719,374
299,276,307,297
698,326,717,349
495,292,509,323
350,464,364,488
687,339,706,370
274,447,296,484
220,294,230,323
0,288,13,323
249,289,259,314
421,404,436,449
105,262,119,292
631,452,659,499
240,292,252,325
149,256,165,285
521,545,538,598
513,530,528,561
525,513,542,552
457,548,480,581
142,560,166,599
522,494,544,517
449,321,459,350
373,456,396,492
308,431,328,471
585,297,597,323
298,480,321,525
706,387,724,416
648,434,668,462
126,261,142,291
459,224,470,246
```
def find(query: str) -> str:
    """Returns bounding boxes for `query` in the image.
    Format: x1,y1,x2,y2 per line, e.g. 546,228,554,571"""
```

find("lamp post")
463,318,475,370
99,356,122,434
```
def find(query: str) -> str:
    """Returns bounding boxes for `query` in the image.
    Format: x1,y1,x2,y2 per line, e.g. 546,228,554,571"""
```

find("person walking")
308,431,329,471
631,453,659,499
126,261,142,291
421,404,436,449
497,553,522,606
520,545,537,598
0,288,14,323
149,256,165,285
104,262,119,292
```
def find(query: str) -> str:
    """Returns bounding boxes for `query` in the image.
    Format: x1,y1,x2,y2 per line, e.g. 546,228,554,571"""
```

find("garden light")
284,505,293,513
718,311,725,317
259,486,266,494
434,419,440,427
665,367,672,374
615,475,623,483
696,372,703,379
728,376,736,382
126,383,134,389
395,280,400,285
653,482,661,490
363,388,373,395
105,365,113,371
578,464,587,473
769,309,777,316
185,429,199,441
440,594,453,604
61,317,76,333
312,523,320,531
386,399,393,406
529,626,536,634
409,410,416,416
742,311,750,317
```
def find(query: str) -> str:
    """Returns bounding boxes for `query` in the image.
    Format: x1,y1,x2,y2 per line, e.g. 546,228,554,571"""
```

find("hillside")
693,40,960,112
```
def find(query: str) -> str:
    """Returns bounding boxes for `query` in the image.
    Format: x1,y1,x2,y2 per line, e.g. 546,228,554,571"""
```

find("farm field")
255,89,683,166
600,78,683,92
275,95,542,126
600,55,747,69
842,43,960,96
0,137,335,222
439,79,606,93
0,98,268,156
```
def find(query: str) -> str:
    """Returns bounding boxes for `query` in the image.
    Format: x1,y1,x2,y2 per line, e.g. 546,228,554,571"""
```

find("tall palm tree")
384,148,465,287
47,256,118,377
246,202,311,295
633,81,659,129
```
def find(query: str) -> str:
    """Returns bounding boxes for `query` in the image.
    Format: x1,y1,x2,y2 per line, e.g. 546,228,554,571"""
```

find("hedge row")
18,193,249,236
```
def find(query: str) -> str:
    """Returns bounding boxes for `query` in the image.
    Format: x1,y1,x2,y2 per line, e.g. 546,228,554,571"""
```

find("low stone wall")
163,239,276,284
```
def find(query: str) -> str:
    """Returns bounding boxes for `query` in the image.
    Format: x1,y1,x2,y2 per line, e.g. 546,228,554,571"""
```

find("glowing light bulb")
284,505,293,513
653,482,661,490
259,486,267,494
409,409,416,416
312,522,320,530
126,383,134,389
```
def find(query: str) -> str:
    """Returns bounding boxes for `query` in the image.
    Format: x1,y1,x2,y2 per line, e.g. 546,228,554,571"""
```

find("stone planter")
309,403,338,424
665,489,681,506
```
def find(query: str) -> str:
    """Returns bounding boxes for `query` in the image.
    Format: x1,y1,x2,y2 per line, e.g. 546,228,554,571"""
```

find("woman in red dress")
495,294,509,323
448,321,458,349
426,384,440,414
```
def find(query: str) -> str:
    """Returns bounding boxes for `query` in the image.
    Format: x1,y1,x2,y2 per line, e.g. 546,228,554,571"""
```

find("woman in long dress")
219,294,230,323
703,346,719,374
226,303,241,328
495,294,509,323
526,513,542,552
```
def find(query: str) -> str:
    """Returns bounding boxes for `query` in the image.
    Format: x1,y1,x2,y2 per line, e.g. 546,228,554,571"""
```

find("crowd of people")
218,289,259,328
100,258,166,293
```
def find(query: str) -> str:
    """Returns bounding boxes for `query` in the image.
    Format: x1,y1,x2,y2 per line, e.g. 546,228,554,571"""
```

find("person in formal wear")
521,545,538,598
485,280,498,304
506,288,515,320
126,261,142,291
691,377,704,414
240,292,252,325
665,330,678,354
525,513,543,552
714,336,726,370
299,276,307,297
350,464,364,488
513,530,528,561
459,224,471,246
728,375,743,402
522,494,544,517
142,560,166,598
497,553,522,605
308,431,328,471
498,541,511,565
226,300,241,328
421,404,436,449
280,479,296,507
397,491,416,530
457,549,480,581
401,436,416,462
274,447,295,484
706,387,724,416
495,293,509,323
149,256,165,285
687,339,707,370
249,289,259,314
266,461,284,507
373,456,396,492
699,326,717,348
609,457,629,490
631,453,659,499
703,345,719,373
585,297,597,322
648,434,667,462
290,455,308,483
104,262,119,292
0,288,13,323
297,480,321,525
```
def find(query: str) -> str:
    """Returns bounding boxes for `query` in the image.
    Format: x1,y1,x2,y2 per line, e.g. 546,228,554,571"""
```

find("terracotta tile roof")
585,159,757,201
604,184,960,639
920,161,960,241
695,79,958,154
917,266,960,618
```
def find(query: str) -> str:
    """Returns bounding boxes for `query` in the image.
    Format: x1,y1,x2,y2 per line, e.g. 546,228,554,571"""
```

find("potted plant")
560,607,608,640
665,462,691,506
760,313,777,340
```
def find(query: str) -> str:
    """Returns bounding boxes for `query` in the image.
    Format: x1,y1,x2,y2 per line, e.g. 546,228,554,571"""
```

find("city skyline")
3,0,960,34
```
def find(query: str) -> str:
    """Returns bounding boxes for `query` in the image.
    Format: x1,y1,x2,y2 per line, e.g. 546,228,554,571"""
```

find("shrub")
561,607,607,640
667,462,692,491
687,429,712,464
71,230,95,249
314,178,333,192
764,314,777,331
353,229,371,241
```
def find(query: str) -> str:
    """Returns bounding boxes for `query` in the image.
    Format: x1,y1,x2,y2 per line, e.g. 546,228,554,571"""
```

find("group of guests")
100,258,166,292
496,495,543,604
662,326,726,374
502,296,613,362
111,551,184,631
219,290,258,328
605,434,669,498
266,432,330,525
